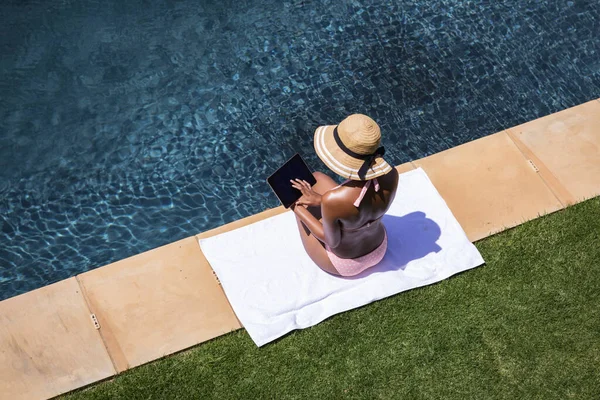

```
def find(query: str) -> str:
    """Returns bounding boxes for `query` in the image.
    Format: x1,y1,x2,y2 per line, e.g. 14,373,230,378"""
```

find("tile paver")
77,237,240,372
396,161,416,174
414,132,564,242
0,278,115,400
507,99,600,204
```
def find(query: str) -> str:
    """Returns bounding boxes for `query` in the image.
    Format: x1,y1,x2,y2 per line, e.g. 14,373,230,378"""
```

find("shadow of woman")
350,211,442,279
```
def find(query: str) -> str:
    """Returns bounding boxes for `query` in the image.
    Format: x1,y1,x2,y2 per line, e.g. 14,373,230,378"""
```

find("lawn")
65,197,600,399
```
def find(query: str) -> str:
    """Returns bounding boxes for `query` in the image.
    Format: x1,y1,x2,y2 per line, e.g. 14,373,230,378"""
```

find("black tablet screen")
267,154,317,208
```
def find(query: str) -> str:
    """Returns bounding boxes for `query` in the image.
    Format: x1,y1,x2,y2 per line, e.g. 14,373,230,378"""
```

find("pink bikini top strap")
333,178,380,207
353,178,379,207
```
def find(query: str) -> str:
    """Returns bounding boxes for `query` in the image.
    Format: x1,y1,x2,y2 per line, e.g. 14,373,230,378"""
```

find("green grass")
65,197,600,400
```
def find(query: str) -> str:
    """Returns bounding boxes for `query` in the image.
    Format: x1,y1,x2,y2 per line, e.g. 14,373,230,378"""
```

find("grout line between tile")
504,129,573,208
74,275,119,376
192,237,244,329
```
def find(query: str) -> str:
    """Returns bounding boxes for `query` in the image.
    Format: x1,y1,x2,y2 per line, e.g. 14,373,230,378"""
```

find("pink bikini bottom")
326,231,388,277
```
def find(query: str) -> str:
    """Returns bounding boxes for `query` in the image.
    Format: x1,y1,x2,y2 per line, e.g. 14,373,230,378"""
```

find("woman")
291,114,399,276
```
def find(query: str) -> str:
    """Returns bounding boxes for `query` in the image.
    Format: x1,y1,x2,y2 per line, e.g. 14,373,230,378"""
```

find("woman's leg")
311,171,338,193
294,172,341,276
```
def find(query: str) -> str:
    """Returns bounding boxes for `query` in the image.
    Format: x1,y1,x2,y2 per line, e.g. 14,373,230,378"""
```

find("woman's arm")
290,179,342,246
292,197,343,247
292,205,326,243
320,195,343,248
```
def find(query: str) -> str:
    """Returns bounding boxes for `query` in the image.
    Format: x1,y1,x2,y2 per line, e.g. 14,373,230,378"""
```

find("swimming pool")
0,0,598,300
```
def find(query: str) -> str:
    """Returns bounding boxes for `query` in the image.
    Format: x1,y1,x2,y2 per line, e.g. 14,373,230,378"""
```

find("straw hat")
314,114,392,180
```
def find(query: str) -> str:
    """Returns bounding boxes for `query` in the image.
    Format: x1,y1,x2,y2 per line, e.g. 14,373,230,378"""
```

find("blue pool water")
0,0,599,300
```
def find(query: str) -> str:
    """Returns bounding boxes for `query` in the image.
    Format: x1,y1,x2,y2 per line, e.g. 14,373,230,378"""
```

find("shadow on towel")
349,211,442,279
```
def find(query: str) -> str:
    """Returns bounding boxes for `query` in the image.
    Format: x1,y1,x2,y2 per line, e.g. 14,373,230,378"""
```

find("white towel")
199,168,484,346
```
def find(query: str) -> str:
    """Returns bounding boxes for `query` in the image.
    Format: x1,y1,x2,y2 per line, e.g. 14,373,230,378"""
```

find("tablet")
267,153,317,208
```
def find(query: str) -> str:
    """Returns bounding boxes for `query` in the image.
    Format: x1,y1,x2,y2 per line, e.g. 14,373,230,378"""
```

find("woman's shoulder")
322,187,348,206
321,186,356,216
386,167,399,180
377,168,399,189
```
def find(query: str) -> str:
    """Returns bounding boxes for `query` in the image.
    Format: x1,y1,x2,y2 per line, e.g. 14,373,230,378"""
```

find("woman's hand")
290,179,322,208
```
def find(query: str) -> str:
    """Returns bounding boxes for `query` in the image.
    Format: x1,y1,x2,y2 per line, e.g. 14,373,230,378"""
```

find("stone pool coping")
1,99,599,400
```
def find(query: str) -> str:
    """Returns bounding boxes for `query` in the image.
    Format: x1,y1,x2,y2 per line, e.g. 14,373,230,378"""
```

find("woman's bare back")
323,168,398,258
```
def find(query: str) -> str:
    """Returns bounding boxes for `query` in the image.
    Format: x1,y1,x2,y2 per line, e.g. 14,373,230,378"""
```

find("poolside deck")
1,99,599,400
